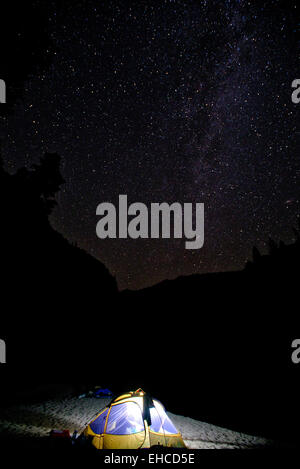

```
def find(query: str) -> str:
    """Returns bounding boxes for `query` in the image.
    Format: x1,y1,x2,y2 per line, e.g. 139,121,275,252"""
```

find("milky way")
1,0,299,289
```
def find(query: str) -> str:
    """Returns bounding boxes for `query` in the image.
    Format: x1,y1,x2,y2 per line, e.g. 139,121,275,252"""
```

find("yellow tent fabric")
84,389,186,449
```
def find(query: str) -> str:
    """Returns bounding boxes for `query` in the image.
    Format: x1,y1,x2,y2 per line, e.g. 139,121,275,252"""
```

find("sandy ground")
0,396,274,449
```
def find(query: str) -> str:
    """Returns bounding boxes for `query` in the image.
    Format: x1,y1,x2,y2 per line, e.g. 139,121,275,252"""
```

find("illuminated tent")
83,389,186,449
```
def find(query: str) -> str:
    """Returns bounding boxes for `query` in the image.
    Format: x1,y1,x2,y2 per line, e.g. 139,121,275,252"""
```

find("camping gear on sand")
83,389,186,449
50,430,71,439
93,388,113,398
49,429,72,448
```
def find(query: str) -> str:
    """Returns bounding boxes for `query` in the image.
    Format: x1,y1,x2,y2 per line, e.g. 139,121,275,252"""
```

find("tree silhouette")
252,246,261,264
268,237,278,256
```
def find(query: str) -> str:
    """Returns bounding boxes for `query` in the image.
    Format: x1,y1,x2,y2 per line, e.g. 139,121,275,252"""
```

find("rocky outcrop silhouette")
0,152,118,369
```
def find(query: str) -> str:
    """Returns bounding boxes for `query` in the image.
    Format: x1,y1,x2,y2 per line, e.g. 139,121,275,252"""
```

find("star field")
1,0,299,289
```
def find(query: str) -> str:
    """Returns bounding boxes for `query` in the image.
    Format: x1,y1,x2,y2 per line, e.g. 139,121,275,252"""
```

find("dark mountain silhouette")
0,152,118,373
120,226,300,443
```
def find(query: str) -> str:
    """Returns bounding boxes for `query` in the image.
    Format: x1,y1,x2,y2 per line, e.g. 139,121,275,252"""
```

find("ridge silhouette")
120,219,299,443
0,152,118,370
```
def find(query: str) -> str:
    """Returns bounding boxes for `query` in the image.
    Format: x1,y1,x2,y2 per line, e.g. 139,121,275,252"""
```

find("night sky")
1,0,299,290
